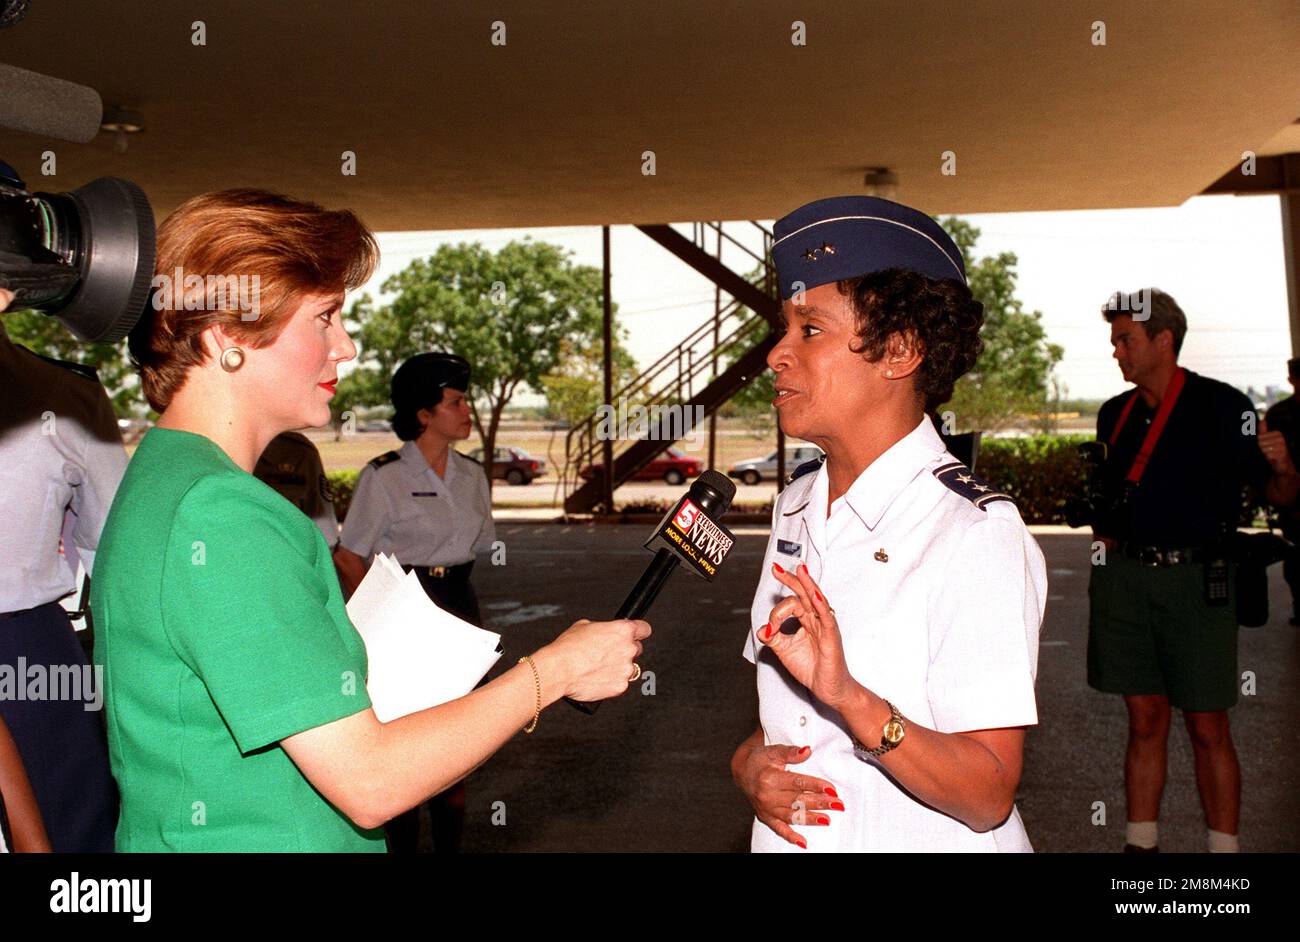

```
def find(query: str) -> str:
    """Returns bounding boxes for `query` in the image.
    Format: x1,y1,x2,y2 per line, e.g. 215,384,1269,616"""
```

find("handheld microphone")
567,468,737,714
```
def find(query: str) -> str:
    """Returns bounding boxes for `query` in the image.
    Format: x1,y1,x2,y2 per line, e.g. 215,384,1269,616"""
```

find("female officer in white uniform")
334,351,494,851
730,196,1047,852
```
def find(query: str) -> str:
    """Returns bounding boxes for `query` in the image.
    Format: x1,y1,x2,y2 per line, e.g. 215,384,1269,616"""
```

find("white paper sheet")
345,553,502,722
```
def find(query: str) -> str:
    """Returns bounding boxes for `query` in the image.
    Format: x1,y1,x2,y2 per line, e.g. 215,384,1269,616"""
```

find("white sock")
1208,829,1239,853
1126,820,1158,849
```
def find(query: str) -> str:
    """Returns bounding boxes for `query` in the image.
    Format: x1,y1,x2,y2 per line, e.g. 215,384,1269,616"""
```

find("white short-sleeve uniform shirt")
743,416,1046,852
340,441,495,566
0,322,128,612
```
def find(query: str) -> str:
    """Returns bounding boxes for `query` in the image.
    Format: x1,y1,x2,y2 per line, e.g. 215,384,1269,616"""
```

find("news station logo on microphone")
655,495,735,580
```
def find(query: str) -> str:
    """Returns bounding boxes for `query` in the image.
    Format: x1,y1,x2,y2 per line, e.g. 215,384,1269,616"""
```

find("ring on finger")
628,663,641,683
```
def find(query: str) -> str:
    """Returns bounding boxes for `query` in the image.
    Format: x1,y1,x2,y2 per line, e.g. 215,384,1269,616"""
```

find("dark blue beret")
772,196,966,300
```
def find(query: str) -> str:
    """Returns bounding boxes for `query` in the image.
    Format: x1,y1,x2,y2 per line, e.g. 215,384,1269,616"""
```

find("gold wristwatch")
851,699,905,760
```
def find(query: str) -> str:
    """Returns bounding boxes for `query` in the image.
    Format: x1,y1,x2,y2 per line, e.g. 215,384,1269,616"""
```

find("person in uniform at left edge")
334,351,495,852
0,286,122,852
730,196,1047,852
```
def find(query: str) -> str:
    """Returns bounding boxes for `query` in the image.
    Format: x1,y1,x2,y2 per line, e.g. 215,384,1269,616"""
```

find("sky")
346,193,1294,406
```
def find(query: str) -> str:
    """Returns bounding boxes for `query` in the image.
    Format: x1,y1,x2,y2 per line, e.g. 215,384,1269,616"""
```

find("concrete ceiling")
1,0,1297,230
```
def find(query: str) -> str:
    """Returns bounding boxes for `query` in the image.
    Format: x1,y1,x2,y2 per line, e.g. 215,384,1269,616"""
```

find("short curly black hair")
835,268,984,412
392,389,448,441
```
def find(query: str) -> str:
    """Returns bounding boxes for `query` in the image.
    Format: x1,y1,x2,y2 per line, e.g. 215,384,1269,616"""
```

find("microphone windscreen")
691,468,736,515
0,62,103,143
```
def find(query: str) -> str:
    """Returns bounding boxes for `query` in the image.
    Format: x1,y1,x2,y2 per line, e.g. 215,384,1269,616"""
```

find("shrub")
327,469,359,522
975,434,1091,525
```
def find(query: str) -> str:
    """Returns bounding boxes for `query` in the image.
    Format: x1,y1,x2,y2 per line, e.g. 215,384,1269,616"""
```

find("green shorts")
1087,553,1239,712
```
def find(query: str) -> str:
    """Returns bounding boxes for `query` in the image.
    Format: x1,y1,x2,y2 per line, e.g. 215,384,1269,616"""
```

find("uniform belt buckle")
430,566,447,578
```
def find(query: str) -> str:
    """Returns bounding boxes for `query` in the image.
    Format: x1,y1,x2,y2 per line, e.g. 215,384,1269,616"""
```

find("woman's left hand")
756,563,858,710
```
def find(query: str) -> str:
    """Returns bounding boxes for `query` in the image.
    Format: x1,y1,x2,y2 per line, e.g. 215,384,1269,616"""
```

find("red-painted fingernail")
823,786,838,798
795,837,807,849
817,815,830,826
772,562,785,574
815,588,825,603
799,563,808,575
759,624,771,640
798,745,810,755
830,800,845,812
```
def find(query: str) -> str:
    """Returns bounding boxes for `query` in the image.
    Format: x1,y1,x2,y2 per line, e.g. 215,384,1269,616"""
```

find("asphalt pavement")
435,525,1299,853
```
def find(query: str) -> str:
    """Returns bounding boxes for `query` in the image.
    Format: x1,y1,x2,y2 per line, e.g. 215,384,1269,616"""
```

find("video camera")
0,159,155,343
1063,440,1126,529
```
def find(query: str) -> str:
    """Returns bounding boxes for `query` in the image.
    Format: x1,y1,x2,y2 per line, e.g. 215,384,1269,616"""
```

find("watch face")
884,720,905,744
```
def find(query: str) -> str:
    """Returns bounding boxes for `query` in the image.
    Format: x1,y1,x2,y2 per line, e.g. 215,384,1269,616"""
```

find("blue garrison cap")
772,196,966,300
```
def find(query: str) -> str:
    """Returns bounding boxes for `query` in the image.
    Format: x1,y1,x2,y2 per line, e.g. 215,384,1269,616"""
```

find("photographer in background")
0,285,123,851
1086,289,1298,854
1264,358,1300,626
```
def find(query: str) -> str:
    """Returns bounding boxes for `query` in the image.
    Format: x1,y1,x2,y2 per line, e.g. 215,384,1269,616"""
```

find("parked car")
359,419,392,433
579,446,703,486
467,446,546,485
728,445,824,485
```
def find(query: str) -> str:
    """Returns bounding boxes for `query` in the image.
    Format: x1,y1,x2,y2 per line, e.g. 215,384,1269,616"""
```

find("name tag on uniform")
776,539,803,558
410,491,439,497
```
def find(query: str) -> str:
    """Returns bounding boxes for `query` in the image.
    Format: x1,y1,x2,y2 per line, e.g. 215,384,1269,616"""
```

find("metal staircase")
562,221,783,514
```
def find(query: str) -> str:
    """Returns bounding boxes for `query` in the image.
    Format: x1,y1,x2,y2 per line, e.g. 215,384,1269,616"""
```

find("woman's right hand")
539,617,651,703
731,738,843,848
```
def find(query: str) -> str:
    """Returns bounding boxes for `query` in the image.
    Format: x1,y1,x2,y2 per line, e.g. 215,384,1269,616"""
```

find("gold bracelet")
519,655,541,734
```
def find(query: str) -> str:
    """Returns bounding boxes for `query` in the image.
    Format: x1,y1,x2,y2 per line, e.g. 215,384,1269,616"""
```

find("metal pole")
602,225,614,514
776,423,786,493
709,222,721,472
1282,192,1300,358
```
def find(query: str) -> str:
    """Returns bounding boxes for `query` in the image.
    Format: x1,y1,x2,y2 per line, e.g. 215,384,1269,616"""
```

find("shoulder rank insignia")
932,461,1014,511
787,455,825,485
367,450,401,471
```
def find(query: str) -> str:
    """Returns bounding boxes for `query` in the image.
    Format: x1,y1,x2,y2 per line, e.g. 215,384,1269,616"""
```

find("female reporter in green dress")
92,190,649,851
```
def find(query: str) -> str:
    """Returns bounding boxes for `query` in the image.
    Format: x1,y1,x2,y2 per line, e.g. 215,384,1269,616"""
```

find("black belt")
401,561,475,581
1119,543,1213,567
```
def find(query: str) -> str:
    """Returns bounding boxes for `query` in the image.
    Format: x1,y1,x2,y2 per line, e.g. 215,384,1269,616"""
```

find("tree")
2,308,145,417
346,238,615,484
538,330,638,424
330,366,389,440
718,220,1062,435
939,217,1064,431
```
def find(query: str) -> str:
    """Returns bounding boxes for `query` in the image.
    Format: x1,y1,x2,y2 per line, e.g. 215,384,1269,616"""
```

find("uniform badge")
776,539,803,558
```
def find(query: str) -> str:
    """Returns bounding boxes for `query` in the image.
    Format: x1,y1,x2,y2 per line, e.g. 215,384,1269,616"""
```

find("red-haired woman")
93,190,648,852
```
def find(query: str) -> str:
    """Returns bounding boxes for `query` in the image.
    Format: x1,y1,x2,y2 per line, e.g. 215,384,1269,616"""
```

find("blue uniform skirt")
0,601,118,852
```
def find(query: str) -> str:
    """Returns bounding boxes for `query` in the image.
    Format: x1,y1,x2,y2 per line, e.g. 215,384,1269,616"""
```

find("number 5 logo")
672,500,700,532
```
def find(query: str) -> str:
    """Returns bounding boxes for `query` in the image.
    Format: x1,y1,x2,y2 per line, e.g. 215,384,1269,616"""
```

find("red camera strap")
1107,367,1186,485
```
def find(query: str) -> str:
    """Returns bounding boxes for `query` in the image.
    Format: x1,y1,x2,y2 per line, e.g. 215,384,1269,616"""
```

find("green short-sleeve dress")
92,427,385,852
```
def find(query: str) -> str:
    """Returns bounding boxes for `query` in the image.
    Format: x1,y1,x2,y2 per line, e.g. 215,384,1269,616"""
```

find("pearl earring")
220,347,246,372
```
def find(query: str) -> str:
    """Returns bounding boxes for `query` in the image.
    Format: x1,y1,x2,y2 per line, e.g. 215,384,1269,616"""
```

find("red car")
467,446,546,485
579,446,703,486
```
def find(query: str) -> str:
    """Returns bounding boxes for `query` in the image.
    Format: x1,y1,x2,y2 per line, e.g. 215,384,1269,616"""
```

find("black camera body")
0,159,155,343
1063,440,1126,529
